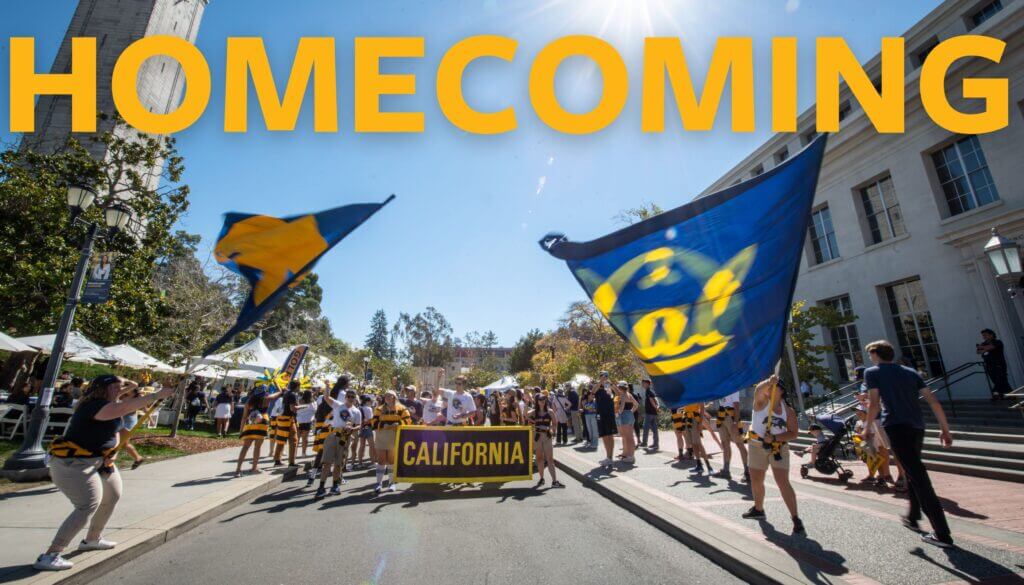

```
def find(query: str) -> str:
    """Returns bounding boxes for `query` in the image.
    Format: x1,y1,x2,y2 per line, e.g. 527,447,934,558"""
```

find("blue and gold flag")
540,137,827,407
205,196,395,355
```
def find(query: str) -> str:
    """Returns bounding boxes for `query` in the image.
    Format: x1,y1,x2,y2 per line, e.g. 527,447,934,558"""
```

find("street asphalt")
101,464,744,585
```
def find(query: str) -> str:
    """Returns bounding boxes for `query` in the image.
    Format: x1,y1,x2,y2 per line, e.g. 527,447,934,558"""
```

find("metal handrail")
811,361,992,420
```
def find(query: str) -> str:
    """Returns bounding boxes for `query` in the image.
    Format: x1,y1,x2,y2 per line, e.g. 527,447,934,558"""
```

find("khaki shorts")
322,432,349,467
718,418,742,443
686,425,702,445
374,429,397,452
748,443,790,471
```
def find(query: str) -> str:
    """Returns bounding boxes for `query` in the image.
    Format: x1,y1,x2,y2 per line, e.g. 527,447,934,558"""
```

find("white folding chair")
45,407,75,438
0,404,27,439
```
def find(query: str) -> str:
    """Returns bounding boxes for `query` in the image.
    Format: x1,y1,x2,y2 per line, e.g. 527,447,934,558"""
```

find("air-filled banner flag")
205,196,395,355
540,137,827,408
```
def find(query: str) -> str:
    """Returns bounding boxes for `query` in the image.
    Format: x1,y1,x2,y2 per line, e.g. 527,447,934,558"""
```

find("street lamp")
2,184,133,480
363,356,372,384
984,228,1024,296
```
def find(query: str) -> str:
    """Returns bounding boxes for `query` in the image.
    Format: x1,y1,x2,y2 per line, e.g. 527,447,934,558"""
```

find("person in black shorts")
594,372,617,467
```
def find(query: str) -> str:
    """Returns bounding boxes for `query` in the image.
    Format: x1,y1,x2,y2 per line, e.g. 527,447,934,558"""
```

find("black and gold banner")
393,426,533,483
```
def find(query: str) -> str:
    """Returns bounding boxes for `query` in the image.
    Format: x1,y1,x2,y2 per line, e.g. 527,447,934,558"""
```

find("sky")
0,0,942,348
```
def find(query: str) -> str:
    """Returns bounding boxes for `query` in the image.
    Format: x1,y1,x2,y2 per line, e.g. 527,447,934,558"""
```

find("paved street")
101,464,744,585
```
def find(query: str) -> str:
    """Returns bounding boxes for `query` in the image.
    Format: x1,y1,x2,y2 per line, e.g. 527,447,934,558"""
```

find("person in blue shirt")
862,339,954,549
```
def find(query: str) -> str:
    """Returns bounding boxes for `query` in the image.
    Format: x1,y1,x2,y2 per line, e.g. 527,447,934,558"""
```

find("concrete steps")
791,426,1024,483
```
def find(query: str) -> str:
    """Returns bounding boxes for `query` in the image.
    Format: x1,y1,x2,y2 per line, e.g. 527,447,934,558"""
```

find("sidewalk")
0,448,297,585
554,438,1024,585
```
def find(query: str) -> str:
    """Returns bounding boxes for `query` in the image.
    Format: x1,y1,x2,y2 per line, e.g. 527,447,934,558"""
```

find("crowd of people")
30,336,959,571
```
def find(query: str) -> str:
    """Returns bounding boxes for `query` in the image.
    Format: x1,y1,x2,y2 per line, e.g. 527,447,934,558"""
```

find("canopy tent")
483,375,518,395
0,331,34,354
17,331,118,364
104,344,181,373
270,346,341,385
188,336,279,377
567,374,592,388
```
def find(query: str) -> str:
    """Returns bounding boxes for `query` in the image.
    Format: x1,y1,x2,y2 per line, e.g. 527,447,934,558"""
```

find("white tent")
568,373,592,388
189,336,279,378
270,346,341,385
104,344,181,373
0,331,34,353
17,331,118,364
483,375,518,395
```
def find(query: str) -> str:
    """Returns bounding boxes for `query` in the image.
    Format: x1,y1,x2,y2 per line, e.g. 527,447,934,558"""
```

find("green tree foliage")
531,301,642,387
509,329,543,373
614,201,664,225
257,274,337,354
782,299,856,393
394,307,455,367
139,231,237,363
0,127,188,345
365,309,393,359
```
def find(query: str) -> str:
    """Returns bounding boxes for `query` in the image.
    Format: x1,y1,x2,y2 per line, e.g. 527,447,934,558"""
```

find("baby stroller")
799,413,855,482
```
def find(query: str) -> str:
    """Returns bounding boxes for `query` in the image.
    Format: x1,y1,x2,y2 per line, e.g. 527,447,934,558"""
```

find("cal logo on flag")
541,137,827,407
206,196,395,355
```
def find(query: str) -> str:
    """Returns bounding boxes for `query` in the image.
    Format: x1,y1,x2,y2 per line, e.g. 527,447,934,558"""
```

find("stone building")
21,0,208,163
701,0,1024,397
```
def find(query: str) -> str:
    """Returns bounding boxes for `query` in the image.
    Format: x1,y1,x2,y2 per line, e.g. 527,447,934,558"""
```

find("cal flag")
540,137,827,407
205,196,395,355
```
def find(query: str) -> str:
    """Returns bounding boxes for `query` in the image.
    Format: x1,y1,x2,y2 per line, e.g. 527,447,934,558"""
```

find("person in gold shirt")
371,390,412,494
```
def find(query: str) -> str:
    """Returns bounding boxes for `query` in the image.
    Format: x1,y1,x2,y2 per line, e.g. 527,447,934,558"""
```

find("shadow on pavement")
173,472,238,487
759,520,850,585
359,484,546,513
910,545,1022,582
801,475,989,520
0,485,58,501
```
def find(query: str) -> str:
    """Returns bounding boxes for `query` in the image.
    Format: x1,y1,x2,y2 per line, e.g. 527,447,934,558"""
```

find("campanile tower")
21,0,209,160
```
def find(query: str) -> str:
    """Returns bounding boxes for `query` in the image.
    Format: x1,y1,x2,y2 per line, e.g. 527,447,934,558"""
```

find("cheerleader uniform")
241,406,270,441
371,404,412,452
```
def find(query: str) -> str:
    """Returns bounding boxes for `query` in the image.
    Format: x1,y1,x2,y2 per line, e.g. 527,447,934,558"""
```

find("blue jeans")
584,413,599,447
642,414,659,448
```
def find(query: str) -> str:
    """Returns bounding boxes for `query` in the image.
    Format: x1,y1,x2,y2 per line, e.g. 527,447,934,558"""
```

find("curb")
553,456,804,585
25,465,299,585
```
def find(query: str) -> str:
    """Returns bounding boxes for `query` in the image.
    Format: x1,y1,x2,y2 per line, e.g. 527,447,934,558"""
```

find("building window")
859,175,906,244
823,295,862,381
802,129,818,146
774,147,790,165
838,100,853,122
913,38,939,69
970,0,1003,28
808,205,839,264
884,278,944,377
751,164,764,177
931,135,1000,216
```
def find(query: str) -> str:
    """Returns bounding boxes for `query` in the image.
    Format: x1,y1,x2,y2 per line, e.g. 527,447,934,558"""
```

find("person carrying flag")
371,390,412,494
742,375,803,535
316,381,362,499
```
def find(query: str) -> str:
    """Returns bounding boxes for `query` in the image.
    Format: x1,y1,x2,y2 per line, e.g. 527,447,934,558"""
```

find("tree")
0,124,189,344
614,201,664,225
509,329,543,373
365,309,392,359
394,307,455,367
257,274,336,353
530,302,641,387
139,231,238,364
782,300,856,393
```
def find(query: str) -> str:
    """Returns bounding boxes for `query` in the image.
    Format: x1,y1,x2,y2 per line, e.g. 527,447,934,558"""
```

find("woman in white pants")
35,375,172,571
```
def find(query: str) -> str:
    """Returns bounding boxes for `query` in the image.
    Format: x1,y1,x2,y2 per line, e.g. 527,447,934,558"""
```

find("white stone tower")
21,0,209,160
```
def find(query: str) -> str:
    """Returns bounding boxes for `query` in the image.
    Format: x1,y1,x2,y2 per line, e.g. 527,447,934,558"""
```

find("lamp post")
2,186,129,480
363,356,372,384
984,228,1024,296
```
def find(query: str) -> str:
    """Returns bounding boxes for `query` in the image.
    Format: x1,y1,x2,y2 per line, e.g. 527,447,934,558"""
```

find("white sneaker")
34,553,73,571
388,483,397,492
78,539,116,551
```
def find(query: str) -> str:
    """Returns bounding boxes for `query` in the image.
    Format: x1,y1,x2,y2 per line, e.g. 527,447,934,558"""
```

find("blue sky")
0,0,940,348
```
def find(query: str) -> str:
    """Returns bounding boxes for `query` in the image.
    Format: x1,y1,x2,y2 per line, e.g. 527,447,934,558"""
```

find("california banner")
394,427,534,484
